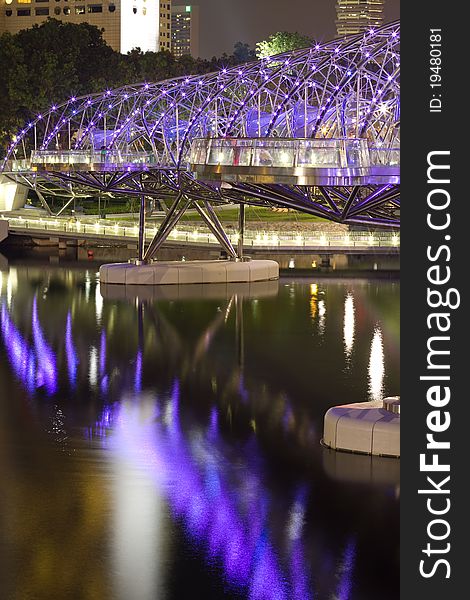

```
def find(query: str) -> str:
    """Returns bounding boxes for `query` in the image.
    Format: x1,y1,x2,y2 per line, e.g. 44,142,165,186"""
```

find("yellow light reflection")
309,284,318,320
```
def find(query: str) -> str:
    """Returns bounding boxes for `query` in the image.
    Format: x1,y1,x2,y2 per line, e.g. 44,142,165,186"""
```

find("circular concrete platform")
99,259,279,286
322,397,400,458
100,279,279,302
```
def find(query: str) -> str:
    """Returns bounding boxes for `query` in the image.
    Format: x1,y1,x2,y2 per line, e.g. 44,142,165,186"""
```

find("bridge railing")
192,138,371,170
2,214,400,249
369,147,400,166
28,150,161,170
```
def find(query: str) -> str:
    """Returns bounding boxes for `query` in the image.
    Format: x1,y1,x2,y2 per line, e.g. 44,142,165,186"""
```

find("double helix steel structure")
1,21,399,259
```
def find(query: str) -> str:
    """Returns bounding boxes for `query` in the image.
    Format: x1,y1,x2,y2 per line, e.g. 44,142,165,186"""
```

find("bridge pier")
0,220,8,244
99,195,279,285
238,203,245,259
137,193,146,262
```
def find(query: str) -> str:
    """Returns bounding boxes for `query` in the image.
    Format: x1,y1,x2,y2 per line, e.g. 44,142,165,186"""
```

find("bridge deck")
4,138,399,186
2,215,400,254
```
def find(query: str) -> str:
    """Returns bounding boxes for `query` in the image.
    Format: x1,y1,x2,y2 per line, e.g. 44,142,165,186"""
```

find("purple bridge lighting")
1,22,399,252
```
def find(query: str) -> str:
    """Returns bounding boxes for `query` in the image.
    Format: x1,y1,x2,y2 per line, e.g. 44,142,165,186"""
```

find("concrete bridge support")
0,220,8,244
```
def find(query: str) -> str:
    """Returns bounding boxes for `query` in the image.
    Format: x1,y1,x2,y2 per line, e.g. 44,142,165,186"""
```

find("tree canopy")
255,31,313,59
0,19,257,153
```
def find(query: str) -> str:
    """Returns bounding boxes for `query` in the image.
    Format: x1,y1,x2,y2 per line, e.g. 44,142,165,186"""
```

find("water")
0,261,400,600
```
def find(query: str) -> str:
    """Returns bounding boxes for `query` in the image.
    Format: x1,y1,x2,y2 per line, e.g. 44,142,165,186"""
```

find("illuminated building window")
17,0,32,4
63,6,70,13
75,5,85,13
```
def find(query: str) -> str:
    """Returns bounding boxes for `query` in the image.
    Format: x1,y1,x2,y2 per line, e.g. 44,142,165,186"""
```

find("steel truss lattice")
2,21,400,230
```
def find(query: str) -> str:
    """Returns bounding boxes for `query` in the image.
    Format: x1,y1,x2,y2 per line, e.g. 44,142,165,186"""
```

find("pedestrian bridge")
1,21,399,261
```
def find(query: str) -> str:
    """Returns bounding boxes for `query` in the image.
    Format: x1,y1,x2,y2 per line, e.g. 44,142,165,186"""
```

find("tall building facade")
159,1,171,51
0,0,170,54
171,4,199,58
336,0,384,37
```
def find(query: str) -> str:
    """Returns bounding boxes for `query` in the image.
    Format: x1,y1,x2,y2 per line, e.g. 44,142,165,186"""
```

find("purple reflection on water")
208,406,218,439
238,375,249,403
100,330,106,375
100,331,108,393
32,296,57,395
92,384,313,600
65,312,79,387
134,350,142,393
335,538,357,599
288,486,312,599
1,303,37,393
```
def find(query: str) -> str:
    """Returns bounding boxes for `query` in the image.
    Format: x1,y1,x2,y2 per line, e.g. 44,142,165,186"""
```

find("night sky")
193,0,400,58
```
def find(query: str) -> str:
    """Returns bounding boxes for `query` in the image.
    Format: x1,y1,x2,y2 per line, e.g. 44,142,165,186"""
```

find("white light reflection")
89,345,98,387
368,327,385,402
343,293,355,361
318,300,326,336
95,281,103,324
6,267,17,308
287,501,305,541
111,398,165,600
85,271,91,302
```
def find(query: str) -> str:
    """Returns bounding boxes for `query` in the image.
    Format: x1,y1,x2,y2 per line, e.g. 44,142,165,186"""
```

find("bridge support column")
138,193,146,262
192,200,237,259
238,203,245,259
143,193,190,261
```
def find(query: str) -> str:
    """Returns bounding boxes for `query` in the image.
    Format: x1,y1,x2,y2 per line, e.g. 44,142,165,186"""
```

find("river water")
0,259,399,600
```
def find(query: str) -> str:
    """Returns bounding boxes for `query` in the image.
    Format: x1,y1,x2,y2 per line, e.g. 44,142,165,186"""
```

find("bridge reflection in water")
0,265,399,599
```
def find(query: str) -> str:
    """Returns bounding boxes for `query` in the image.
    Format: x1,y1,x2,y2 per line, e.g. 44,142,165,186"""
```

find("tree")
233,42,256,64
0,20,267,154
255,32,313,59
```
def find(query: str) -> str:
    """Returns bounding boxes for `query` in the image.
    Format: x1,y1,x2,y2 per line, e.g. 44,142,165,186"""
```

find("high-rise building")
159,1,171,52
0,0,169,54
171,4,199,58
336,0,384,37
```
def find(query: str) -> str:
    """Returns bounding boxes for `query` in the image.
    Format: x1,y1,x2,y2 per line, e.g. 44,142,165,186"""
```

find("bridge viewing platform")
190,138,399,186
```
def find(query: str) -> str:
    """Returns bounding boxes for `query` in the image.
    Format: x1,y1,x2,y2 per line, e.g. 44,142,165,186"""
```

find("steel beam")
192,201,237,259
144,193,190,261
